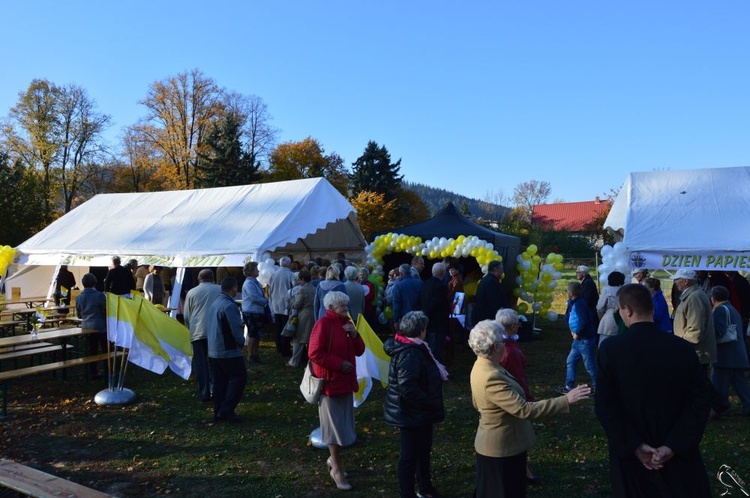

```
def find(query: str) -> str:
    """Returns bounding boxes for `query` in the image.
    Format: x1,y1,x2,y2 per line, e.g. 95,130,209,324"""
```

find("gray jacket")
713,303,750,369
269,267,295,315
207,292,245,359
75,288,107,334
183,281,221,342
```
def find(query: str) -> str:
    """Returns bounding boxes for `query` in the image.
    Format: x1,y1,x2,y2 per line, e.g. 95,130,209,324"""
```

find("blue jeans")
566,338,597,390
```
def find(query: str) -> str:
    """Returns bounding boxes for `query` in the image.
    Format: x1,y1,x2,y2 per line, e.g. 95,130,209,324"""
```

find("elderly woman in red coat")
308,290,365,491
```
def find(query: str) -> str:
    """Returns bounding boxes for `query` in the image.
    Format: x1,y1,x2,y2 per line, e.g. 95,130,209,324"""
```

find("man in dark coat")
596,284,711,498
576,265,599,327
54,265,76,306
104,256,135,296
417,262,450,362
393,264,423,324
473,260,507,325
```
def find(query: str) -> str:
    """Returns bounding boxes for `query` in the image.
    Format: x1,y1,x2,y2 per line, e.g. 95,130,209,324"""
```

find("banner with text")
629,251,750,272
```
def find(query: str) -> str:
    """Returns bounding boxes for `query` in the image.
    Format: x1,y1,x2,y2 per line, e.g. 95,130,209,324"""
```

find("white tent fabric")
15,178,367,267
604,166,750,271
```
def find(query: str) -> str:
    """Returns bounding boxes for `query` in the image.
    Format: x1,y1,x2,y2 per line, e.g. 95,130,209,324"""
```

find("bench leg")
1,380,7,418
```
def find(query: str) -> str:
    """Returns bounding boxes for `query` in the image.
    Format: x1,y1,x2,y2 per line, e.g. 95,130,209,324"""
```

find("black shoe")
526,476,543,485
417,489,441,498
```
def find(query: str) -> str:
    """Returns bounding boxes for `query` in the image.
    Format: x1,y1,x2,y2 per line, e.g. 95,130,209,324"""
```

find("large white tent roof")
16,178,367,267
605,166,750,271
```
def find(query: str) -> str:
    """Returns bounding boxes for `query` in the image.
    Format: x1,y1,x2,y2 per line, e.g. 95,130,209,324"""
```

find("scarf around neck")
395,333,449,381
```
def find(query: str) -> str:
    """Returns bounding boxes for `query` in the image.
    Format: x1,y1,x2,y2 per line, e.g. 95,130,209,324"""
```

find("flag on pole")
353,314,390,407
106,292,193,379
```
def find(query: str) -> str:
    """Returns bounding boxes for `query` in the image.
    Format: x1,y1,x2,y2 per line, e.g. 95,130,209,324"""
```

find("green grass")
1,317,747,497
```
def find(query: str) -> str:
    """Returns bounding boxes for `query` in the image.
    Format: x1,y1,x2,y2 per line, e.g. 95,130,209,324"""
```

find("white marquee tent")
4,177,367,301
604,166,750,271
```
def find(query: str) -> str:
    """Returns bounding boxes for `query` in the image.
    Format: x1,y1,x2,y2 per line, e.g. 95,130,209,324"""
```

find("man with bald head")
184,269,221,402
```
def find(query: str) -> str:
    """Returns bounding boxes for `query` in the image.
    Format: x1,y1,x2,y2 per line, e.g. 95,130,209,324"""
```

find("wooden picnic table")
0,327,91,351
1,296,51,309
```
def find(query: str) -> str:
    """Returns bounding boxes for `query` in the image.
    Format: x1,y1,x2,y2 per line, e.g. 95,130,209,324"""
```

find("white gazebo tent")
604,166,750,272
5,177,367,304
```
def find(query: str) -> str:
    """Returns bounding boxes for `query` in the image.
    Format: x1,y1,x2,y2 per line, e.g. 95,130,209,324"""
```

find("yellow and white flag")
353,315,390,407
106,292,192,380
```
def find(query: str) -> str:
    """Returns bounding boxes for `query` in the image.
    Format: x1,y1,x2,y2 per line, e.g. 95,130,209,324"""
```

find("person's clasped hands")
634,443,674,470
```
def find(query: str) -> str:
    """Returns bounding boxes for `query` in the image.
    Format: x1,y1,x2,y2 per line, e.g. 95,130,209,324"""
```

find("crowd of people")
62,253,750,497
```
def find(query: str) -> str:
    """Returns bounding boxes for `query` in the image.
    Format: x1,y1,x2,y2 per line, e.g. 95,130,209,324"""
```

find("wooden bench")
0,352,123,417
0,344,73,362
0,459,112,497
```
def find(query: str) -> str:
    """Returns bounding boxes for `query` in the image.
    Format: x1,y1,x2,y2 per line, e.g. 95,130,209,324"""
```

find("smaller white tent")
605,166,750,271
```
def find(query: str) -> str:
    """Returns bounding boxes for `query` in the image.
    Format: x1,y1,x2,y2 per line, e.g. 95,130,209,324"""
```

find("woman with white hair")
314,266,347,320
469,320,590,497
384,310,446,498
308,291,365,491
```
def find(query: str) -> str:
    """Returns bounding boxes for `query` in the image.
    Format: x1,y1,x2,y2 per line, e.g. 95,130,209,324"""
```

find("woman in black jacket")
384,311,447,498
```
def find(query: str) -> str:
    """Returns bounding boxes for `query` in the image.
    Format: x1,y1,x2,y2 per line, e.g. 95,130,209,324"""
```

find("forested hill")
404,181,510,220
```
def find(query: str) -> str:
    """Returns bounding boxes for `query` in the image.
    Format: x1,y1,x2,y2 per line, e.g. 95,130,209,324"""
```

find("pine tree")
350,141,403,200
195,112,261,188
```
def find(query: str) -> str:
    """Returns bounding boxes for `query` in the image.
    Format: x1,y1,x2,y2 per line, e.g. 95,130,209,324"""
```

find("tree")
265,137,350,195
2,79,110,217
195,112,262,188
350,141,403,200
3,79,61,224
55,84,111,211
395,189,430,227
460,200,471,216
512,180,551,223
349,191,398,240
223,91,278,171
117,126,162,192
137,69,224,189
0,151,47,246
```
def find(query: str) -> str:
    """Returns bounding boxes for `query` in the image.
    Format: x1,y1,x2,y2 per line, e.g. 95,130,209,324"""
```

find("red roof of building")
531,198,611,232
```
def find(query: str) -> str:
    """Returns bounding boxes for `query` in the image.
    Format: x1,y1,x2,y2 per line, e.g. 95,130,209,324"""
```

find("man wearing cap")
631,268,649,285
673,270,735,418
576,265,599,327
672,269,717,367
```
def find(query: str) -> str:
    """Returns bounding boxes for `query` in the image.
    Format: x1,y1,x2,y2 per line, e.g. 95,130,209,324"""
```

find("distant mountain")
404,181,510,221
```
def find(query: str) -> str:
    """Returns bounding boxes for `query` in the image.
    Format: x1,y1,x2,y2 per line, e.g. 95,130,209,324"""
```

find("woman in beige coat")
469,320,590,498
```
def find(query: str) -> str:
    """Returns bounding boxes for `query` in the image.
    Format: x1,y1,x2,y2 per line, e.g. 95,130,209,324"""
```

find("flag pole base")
94,388,137,406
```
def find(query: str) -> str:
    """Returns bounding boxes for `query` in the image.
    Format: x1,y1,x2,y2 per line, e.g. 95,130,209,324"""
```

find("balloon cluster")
0,245,17,277
513,244,564,322
597,242,629,285
365,233,503,277
257,258,278,287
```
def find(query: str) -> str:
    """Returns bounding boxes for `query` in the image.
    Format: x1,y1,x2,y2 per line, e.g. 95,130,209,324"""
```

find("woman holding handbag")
709,285,750,415
308,291,365,491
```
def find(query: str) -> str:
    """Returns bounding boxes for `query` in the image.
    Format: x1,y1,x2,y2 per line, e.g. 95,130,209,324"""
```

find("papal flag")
353,314,390,407
106,292,193,380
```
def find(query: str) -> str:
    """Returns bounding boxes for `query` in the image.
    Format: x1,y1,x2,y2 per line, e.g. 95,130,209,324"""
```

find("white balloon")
599,273,608,284
515,276,523,285
547,311,558,321
600,245,613,258
615,260,629,274
265,258,275,266
613,241,626,256
532,302,542,312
